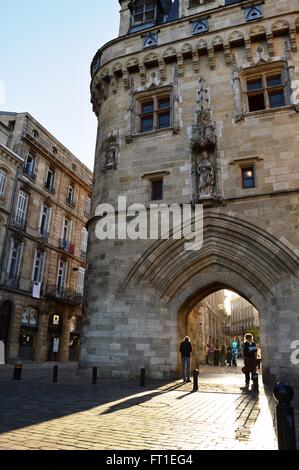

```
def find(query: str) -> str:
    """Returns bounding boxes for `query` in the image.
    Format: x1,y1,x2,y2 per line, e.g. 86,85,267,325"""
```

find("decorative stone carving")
192,18,209,35
172,67,180,134
143,32,158,49
285,42,299,112
244,6,264,23
126,78,135,142
102,134,119,171
197,149,215,197
191,78,217,201
231,54,244,123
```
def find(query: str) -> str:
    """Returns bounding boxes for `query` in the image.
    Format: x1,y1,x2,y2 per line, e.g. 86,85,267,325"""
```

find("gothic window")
138,93,171,133
242,166,255,189
244,69,287,113
132,1,156,26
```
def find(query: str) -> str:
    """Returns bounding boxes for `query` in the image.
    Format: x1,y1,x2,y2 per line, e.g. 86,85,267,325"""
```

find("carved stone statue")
102,134,118,171
197,150,215,196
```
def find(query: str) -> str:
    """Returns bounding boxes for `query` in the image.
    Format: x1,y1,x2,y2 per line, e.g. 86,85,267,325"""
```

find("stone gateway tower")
80,0,299,384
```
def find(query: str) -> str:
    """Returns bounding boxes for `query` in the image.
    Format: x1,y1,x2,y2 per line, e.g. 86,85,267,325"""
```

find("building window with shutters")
45,168,56,193
32,250,45,284
0,169,7,198
66,184,75,207
81,228,88,259
57,260,68,292
5,239,23,288
77,268,85,295
85,197,91,217
14,191,29,229
38,204,51,239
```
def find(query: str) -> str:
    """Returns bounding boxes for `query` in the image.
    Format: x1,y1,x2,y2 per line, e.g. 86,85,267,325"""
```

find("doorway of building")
69,316,82,362
0,301,13,359
47,313,63,361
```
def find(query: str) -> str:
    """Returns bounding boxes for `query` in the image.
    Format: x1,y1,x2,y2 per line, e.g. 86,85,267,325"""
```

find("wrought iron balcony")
37,231,49,241
2,274,20,289
45,286,82,306
10,216,27,231
81,250,87,260
59,239,75,255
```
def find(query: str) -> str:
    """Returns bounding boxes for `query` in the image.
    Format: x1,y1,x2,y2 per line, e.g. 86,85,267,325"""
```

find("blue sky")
0,1,119,170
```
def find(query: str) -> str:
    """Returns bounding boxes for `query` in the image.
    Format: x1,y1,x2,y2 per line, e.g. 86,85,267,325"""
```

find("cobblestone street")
0,364,280,450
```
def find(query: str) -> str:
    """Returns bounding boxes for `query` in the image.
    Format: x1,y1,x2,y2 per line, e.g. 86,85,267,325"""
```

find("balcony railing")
45,286,82,306
10,216,27,231
59,239,75,255
37,231,49,241
2,274,20,289
81,250,87,260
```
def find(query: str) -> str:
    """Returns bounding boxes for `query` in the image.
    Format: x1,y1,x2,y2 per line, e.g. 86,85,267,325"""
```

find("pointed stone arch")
123,211,299,303
118,210,299,382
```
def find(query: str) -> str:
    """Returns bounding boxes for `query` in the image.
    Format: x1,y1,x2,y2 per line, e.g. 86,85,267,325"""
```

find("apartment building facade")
0,112,92,363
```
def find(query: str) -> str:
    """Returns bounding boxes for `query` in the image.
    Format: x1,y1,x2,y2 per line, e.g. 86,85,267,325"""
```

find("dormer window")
132,1,156,26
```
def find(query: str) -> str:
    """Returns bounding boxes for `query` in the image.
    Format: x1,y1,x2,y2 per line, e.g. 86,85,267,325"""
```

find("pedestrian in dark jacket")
242,333,257,388
180,336,192,383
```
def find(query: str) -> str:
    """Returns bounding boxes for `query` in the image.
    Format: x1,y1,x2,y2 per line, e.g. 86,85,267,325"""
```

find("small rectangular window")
242,167,255,189
151,179,163,201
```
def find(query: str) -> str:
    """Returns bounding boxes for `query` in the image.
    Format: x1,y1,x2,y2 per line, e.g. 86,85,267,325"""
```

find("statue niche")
102,134,119,172
191,78,217,201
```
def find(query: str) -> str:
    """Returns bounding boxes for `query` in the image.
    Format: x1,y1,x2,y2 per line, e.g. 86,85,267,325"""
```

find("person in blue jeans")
180,336,192,383
231,339,239,367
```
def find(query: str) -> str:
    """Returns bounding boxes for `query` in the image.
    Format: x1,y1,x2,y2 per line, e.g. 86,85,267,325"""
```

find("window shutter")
81,228,88,254
77,268,85,295
16,191,28,223
0,170,6,197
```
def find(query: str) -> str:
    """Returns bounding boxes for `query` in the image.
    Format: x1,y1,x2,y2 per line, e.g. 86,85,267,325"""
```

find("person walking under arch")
180,336,192,383
242,333,257,389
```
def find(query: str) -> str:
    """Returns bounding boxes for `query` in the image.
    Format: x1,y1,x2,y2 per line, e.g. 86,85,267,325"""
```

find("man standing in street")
180,336,192,383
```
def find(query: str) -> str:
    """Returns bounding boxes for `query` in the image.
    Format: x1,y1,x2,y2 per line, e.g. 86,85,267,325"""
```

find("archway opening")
178,286,262,387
